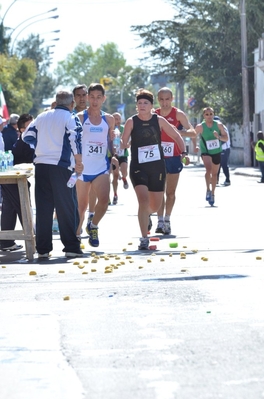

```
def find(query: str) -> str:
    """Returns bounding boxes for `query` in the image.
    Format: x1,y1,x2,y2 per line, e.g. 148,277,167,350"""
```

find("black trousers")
0,183,27,249
35,164,81,254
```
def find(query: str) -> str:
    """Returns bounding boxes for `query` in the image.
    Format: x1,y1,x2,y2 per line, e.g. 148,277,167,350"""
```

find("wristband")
182,151,188,156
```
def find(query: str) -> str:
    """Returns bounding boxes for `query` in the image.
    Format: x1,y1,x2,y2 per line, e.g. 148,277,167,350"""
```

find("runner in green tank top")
195,107,228,206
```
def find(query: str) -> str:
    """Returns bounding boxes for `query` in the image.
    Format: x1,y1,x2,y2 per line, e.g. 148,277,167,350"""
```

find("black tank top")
130,114,164,166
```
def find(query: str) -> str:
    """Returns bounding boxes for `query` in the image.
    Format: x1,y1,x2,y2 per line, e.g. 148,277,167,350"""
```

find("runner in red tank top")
155,87,198,235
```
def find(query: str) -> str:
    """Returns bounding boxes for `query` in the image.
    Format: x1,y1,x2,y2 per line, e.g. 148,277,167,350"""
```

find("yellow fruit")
63,296,70,300
82,271,88,274
2,265,6,268
160,258,165,262
91,268,97,272
138,266,144,269
77,265,85,269
58,270,65,273
256,256,262,260
29,270,37,275
73,261,80,265
105,269,113,273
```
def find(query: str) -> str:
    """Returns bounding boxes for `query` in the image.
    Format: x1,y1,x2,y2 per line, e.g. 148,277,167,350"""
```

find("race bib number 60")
161,141,174,157
138,144,161,163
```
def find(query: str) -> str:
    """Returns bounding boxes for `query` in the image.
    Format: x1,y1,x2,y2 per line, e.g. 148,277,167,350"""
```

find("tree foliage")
131,0,264,123
0,53,36,114
14,34,56,115
54,42,152,117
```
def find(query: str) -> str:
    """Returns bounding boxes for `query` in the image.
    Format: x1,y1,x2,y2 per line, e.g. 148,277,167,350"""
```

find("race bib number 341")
138,144,161,163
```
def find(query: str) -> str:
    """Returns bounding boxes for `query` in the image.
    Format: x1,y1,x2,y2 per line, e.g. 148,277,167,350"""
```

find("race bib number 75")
138,144,161,163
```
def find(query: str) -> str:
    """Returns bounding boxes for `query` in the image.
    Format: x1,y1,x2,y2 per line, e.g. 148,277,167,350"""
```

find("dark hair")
73,84,88,96
88,83,105,96
136,88,154,104
17,113,33,131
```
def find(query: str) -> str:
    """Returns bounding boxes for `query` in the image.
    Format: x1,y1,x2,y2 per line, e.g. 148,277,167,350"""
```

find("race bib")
206,139,220,151
138,144,161,163
161,141,174,157
117,148,125,156
85,141,106,157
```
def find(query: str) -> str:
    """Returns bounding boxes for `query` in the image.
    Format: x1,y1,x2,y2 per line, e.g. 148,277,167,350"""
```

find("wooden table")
0,170,35,260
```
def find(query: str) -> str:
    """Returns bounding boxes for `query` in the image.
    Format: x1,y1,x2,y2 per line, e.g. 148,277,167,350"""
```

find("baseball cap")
9,113,20,124
0,117,7,124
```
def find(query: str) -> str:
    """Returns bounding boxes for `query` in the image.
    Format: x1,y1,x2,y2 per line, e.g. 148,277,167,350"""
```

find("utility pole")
240,0,251,166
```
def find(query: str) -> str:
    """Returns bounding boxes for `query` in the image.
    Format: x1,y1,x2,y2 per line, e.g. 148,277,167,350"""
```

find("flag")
0,85,10,120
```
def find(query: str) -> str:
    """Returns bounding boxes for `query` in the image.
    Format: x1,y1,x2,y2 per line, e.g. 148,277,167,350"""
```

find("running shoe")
163,221,171,235
222,181,231,186
52,218,59,232
113,195,118,205
65,251,83,257
206,190,211,201
123,179,129,189
2,244,23,251
209,194,215,206
87,222,99,247
138,237,149,250
38,253,50,258
155,222,164,234
148,215,152,232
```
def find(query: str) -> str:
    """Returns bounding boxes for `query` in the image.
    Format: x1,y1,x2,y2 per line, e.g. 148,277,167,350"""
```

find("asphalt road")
0,165,264,399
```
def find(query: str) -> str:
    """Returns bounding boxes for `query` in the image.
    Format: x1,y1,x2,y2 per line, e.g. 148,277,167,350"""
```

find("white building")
254,33,264,134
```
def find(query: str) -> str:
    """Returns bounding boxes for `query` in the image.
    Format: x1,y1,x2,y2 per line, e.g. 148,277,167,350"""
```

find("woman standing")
195,107,228,206
121,89,185,250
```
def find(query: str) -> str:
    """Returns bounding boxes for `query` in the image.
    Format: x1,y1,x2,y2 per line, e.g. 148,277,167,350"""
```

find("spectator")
22,90,84,258
254,131,264,183
0,114,34,252
2,113,20,150
214,116,231,186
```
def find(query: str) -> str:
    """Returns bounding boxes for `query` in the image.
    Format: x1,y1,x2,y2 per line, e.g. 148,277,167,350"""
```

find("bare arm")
120,118,133,149
213,122,228,142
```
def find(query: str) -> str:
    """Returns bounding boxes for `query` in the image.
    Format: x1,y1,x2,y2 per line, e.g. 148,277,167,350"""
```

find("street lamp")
10,15,59,54
8,8,58,38
240,0,251,166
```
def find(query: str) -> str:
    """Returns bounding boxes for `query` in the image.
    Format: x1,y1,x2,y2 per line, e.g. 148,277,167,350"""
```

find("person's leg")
222,148,231,183
201,155,213,193
259,161,264,182
211,163,220,195
91,174,110,226
120,159,129,188
134,184,151,238
35,164,55,254
164,173,180,216
51,166,82,254
112,164,119,204
0,184,18,249
76,180,90,236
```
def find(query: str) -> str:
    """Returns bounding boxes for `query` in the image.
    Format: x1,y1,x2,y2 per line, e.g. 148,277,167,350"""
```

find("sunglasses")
204,113,213,116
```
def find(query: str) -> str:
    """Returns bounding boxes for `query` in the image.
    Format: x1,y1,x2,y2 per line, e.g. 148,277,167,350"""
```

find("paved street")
0,165,264,399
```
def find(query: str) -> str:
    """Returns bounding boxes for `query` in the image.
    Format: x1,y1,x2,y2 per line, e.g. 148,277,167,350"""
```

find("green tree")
14,34,56,115
55,42,126,88
54,42,152,116
131,0,264,124
0,53,36,114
